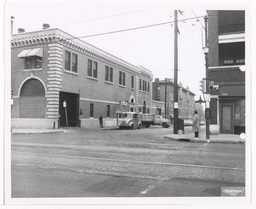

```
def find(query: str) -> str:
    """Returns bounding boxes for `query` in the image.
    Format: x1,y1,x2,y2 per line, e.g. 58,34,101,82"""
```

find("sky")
6,3,208,99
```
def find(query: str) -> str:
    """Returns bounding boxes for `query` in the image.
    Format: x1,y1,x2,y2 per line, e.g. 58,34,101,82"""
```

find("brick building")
207,10,245,134
152,78,198,120
11,27,153,129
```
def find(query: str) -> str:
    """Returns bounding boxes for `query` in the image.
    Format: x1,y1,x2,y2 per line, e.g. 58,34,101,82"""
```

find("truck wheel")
162,123,169,128
145,124,150,128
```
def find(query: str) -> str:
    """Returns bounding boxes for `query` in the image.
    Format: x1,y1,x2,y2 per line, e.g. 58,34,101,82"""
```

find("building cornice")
11,28,152,77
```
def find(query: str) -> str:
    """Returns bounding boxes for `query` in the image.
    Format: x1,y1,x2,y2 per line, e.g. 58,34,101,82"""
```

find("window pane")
93,61,97,78
87,59,92,76
35,57,42,68
131,76,134,88
105,66,109,81
107,105,110,117
90,103,94,117
123,72,125,86
110,68,113,82
119,71,122,85
25,57,33,69
72,53,77,73
65,51,71,71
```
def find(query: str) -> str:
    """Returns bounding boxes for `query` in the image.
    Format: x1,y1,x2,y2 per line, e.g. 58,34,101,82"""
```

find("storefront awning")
18,48,43,58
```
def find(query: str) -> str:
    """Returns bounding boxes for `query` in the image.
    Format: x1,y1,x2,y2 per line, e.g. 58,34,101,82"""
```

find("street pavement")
11,125,246,144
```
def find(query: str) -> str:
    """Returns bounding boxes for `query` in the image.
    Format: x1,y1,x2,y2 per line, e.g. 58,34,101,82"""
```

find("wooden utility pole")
204,16,210,140
165,78,167,118
173,10,179,134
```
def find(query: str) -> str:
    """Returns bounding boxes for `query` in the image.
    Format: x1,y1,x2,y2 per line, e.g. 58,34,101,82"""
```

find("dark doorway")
220,103,234,134
59,92,79,127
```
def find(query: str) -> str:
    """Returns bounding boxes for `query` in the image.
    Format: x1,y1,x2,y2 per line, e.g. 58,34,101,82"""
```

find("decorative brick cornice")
11,28,152,77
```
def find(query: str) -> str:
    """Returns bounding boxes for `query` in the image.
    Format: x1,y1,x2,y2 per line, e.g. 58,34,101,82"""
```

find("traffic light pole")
204,16,210,140
173,10,179,134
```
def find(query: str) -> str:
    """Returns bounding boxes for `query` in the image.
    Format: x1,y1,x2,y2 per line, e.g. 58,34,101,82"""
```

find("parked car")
184,119,193,126
200,121,206,125
142,114,171,128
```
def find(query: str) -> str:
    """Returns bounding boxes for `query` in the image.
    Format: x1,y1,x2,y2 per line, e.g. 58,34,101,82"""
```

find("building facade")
152,78,197,120
11,28,153,129
207,10,245,134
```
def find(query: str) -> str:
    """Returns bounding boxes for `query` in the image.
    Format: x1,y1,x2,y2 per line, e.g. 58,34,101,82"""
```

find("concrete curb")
164,135,245,144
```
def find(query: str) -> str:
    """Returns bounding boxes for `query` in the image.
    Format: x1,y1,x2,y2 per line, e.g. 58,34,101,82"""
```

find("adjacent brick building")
152,78,199,120
207,10,245,134
11,27,153,129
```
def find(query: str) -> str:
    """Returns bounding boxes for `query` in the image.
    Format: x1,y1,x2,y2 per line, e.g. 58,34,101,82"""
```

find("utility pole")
165,78,167,118
173,10,179,134
204,16,210,140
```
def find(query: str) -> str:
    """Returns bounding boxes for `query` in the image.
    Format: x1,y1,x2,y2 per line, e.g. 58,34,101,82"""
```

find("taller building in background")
11,27,153,129
207,10,245,134
152,78,198,120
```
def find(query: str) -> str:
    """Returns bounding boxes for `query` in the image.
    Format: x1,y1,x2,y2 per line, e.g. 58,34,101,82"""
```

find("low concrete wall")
80,118,117,129
12,118,59,129
210,124,220,135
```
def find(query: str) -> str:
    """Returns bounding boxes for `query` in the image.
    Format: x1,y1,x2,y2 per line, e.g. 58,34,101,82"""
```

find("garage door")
20,78,46,118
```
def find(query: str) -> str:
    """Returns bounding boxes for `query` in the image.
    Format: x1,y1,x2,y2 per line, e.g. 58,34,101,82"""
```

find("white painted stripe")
12,151,245,171
80,98,119,105
140,185,155,194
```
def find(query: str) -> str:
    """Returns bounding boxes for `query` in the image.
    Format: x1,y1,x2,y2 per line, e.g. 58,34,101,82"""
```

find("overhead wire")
63,15,206,41
53,10,146,27
191,10,205,29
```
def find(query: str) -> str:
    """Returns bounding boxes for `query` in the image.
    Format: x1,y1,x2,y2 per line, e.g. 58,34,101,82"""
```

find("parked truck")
142,114,171,128
116,111,143,129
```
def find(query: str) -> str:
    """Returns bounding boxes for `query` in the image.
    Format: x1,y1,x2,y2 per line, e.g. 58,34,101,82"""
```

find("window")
107,105,110,117
139,79,142,90
25,57,42,69
65,51,71,71
18,48,43,70
131,76,134,88
218,11,245,34
105,66,113,82
65,50,78,73
219,42,245,66
90,103,94,118
148,82,150,92
72,53,77,73
119,71,125,86
88,59,98,78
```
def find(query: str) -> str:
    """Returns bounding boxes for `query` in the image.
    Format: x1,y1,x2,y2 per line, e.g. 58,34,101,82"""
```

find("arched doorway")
143,101,146,114
20,78,46,118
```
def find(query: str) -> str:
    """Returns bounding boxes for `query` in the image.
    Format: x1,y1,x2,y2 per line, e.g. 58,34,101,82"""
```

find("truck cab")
116,112,143,129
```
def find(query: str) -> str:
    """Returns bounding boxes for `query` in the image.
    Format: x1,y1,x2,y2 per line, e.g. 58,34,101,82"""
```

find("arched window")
20,78,45,96
143,101,146,114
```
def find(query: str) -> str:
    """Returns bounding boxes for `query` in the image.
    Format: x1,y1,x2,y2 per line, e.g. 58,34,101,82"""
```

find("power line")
64,15,206,41
54,10,146,27
191,10,205,29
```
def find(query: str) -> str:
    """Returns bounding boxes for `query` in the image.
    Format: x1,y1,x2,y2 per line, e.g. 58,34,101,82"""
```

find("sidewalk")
165,128,245,144
11,126,118,134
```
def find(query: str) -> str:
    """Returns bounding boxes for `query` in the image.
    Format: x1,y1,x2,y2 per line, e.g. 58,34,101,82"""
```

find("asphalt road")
11,126,245,198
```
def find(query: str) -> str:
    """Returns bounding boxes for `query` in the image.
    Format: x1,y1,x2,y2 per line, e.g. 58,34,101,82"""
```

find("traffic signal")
209,81,214,91
199,79,206,93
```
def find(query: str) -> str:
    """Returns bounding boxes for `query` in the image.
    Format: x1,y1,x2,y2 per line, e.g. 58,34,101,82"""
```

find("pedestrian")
99,115,103,128
192,110,200,138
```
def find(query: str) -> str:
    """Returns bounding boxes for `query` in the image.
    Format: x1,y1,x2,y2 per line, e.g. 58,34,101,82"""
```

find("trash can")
177,118,184,134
